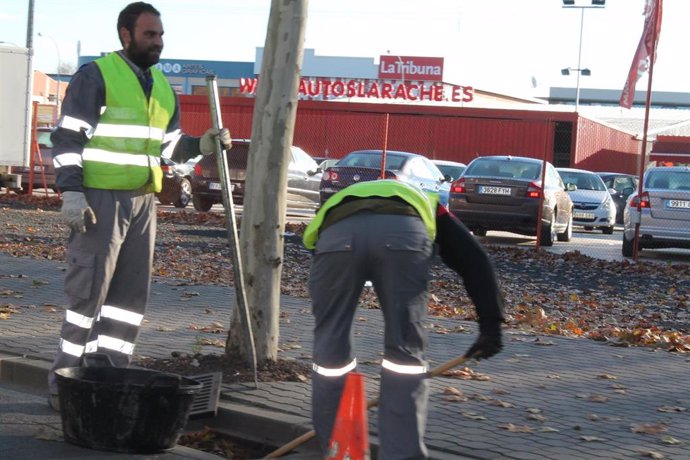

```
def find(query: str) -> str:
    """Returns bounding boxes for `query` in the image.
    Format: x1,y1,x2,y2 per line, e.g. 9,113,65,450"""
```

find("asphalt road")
482,226,690,264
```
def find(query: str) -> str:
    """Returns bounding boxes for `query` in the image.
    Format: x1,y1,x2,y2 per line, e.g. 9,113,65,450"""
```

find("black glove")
465,321,503,360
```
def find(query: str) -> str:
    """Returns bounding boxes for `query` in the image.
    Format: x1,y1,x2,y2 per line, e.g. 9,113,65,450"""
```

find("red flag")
619,0,663,109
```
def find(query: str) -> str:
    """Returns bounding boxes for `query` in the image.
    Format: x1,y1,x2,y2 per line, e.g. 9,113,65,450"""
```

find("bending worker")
303,179,505,459
47,2,229,410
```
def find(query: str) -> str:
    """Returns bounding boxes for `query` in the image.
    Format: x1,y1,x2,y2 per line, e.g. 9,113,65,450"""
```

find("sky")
1,0,689,98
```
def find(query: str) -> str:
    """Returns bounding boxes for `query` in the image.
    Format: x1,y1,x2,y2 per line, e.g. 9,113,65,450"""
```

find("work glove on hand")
199,128,232,155
61,191,97,234
465,321,503,360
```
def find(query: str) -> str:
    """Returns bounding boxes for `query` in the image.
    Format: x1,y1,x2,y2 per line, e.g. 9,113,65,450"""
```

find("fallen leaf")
528,413,546,422
660,436,682,445
490,399,515,408
580,436,606,442
597,373,617,380
638,450,664,459
527,408,542,414
498,423,534,433
657,406,686,413
462,412,486,421
540,427,559,432
630,423,668,435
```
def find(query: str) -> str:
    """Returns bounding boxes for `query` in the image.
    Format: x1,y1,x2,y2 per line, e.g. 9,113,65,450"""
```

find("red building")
179,95,641,174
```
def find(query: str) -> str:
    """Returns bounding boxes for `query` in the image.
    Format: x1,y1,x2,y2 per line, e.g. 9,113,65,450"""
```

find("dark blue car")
319,149,451,205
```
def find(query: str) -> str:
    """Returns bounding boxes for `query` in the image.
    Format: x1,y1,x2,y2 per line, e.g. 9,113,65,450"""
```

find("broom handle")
264,354,470,458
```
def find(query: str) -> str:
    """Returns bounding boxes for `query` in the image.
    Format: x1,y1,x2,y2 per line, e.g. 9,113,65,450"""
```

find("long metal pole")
632,3,661,262
575,8,584,112
206,75,258,387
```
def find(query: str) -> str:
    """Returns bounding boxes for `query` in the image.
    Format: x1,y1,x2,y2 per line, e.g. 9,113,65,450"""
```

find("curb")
0,352,325,458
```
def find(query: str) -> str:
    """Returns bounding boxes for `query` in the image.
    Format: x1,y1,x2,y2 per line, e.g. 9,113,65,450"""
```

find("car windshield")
559,171,606,191
338,152,407,170
465,158,540,180
436,164,466,179
645,170,690,190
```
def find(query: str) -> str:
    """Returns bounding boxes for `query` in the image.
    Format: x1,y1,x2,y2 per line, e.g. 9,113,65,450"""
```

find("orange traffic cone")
326,372,370,460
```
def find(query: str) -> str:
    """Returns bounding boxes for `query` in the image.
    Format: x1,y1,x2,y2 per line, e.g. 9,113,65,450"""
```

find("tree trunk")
227,0,307,363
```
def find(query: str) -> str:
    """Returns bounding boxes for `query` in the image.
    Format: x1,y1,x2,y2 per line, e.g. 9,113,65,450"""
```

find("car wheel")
174,178,192,208
601,225,614,235
192,194,214,212
557,213,572,242
622,232,635,257
473,228,487,237
541,211,556,247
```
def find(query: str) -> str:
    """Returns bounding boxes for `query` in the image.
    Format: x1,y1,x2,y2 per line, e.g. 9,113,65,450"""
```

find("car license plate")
479,186,511,195
573,211,595,219
667,199,690,209
209,182,234,191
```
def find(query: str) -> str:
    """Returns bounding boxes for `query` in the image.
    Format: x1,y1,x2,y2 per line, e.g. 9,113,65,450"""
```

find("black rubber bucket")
54,354,203,453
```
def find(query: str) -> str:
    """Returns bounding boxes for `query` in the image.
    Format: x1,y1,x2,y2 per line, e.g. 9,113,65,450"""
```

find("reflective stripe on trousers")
48,189,156,395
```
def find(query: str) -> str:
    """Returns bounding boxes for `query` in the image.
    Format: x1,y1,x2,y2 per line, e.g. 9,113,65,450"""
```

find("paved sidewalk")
1,253,689,459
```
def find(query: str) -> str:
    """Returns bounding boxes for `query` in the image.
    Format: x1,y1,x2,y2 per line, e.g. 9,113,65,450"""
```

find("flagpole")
632,1,661,261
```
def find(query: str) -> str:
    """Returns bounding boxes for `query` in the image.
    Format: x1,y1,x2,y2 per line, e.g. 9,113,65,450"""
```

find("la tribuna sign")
238,55,473,103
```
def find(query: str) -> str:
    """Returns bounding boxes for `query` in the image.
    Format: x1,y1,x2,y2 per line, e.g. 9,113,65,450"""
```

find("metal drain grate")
188,372,222,418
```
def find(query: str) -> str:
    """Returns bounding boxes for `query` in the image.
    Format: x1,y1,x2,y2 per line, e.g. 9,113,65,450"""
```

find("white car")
623,166,690,257
432,159,467,182
557,167,616,234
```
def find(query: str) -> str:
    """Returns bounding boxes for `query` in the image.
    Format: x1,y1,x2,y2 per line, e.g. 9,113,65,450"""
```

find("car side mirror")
566,183,577,191
608,188,618,195
443,174,452,182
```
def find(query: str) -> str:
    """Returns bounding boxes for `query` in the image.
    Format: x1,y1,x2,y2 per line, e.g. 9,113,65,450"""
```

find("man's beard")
126,37,162,69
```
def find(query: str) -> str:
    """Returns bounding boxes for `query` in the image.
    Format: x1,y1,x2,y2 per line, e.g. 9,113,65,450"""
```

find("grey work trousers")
308,212,433,460
48,188,156,395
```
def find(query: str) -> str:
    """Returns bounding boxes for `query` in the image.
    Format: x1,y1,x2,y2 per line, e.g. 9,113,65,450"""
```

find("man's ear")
119,26,131,48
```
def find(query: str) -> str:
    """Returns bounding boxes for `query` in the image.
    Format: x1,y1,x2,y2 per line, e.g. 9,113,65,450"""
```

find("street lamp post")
38,32,61,121
561,0,606,111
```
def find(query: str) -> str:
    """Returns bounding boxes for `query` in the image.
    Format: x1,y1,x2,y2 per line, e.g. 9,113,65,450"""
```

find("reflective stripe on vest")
303,180,438,249
312,358,357,377
381,359,428,375
84,52,175,191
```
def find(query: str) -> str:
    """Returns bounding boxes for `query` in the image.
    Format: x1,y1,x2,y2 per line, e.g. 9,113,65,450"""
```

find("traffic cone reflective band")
326,372,370,460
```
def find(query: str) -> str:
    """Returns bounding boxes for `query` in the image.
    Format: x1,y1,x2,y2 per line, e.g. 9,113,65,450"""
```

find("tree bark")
227,0,307,362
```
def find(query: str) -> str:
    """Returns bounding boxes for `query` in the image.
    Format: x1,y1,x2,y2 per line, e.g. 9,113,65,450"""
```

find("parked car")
557,167,616,234
318,158,339,172
622,166,690,257
596,172,639,224
190,140,322,211
11,127,57,193
156,157,195,208
448,155,573,246
432,159,466,182
319,149,451,205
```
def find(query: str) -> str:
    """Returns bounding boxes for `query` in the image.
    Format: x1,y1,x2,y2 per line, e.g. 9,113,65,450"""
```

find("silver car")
622,166,690,257
557,168,617,234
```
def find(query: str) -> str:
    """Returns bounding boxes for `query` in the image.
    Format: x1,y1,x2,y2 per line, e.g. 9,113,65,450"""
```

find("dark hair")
117,2,160,45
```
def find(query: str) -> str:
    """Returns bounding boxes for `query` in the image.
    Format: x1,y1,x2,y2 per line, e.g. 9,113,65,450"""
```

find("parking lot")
158,201,690,266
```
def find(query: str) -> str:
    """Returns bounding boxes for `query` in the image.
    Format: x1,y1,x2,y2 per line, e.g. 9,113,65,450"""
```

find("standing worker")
303,180,505,459
47,2,230,411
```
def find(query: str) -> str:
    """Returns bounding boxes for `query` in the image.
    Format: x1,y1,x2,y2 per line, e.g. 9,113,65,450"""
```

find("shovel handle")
263,354,470,458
